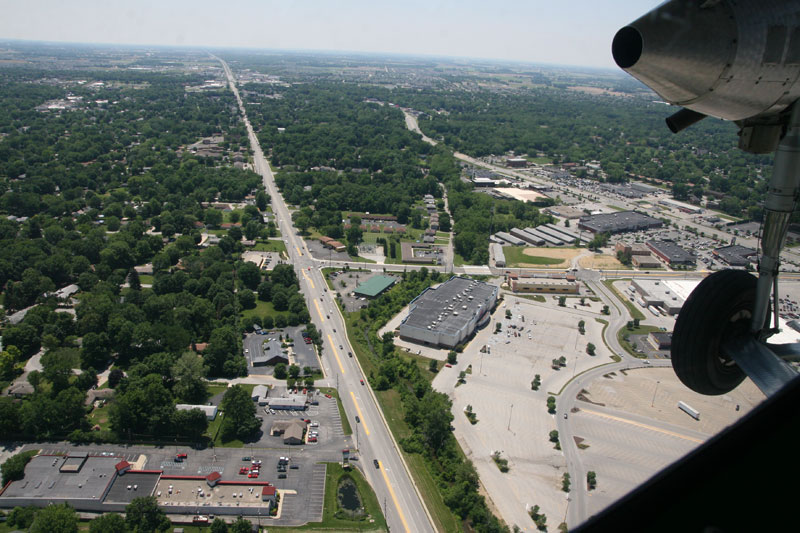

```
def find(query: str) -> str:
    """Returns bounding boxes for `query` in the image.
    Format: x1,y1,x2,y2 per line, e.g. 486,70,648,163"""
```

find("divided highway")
216,56,435,533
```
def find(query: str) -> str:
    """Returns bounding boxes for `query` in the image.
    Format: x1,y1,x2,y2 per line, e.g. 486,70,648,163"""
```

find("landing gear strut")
672,106,800,397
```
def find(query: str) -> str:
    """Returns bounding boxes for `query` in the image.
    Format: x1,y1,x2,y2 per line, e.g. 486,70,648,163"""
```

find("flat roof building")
510,278,579,294
646,240,696,266
268,395,306,411
632,255,662,269
631,279,685,315
713,245,757,266
400,242,441,264
176,404,218,420
578,210,663,234
398,276,498,349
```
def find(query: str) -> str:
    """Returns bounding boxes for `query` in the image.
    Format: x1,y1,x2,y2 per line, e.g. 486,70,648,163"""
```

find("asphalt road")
217,56,435,533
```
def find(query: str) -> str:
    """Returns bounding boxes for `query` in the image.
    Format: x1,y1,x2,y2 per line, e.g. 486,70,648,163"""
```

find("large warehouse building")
578,210,663,234
398,276,498,349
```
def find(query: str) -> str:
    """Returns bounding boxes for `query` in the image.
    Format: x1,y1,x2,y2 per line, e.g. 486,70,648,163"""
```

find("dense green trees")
220,384,260,441
1,450,37,485
29,503,78,533
125,496,171,532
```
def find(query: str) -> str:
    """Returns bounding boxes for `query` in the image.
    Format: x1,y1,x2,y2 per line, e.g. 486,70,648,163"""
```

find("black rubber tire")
671,270,757,395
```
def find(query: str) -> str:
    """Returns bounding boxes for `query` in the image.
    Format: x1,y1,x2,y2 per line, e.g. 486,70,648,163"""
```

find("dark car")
373,459,380,469
278,473,287,479
355,415,360,423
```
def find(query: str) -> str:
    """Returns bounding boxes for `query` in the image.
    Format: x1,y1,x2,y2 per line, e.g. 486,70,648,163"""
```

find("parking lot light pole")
651,380,660,408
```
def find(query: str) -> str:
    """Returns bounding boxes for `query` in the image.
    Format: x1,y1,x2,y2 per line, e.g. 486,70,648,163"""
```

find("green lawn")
515,294,546,303
318,387,352,435
223,208,245,223
252,239,287,253
138,274,154,285
503,246,565,266
526,155,553,164
88,402,113,431
618,325,663,358
206,382,229,400
240,299,289,322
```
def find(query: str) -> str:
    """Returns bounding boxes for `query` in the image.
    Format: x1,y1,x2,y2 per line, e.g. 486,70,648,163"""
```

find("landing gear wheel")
671,270,757,395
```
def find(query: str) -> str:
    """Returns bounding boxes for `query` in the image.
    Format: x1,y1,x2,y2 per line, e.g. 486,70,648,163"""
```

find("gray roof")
647,240,695,264
578,210,663,234
714,245,757,266
252,385,269,399
253,338,286,365
402,277,498,337
0,455,119,501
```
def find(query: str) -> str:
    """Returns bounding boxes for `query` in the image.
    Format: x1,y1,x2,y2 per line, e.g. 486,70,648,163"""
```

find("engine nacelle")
613,0,800,152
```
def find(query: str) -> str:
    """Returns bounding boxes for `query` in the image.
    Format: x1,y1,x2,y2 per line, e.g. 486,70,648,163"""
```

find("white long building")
398,276,498,349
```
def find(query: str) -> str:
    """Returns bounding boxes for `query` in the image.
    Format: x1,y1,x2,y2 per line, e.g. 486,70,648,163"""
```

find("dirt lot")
522,247,583,260
578,253,626,269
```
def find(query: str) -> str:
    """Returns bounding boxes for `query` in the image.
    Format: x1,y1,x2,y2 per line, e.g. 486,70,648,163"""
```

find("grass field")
252,239,287,253
240,299,289,322
618,325,663,358
503,246,570,267
138,274,154,285
206,382,229,400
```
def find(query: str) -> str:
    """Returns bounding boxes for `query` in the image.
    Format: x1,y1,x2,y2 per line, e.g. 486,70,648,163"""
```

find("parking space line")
348,392,370,436
581,408,704,443
379,460,411,533
327,334,345,375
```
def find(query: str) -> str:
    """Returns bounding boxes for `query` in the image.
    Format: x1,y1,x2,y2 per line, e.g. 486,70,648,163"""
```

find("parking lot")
30,399,352,527
243,328,321,374
431,292,616,530
306,239,351,262
574,366,764,519
258,391,347,452
326,269,373,312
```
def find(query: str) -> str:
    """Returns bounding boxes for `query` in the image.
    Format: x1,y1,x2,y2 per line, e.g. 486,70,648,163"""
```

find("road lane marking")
327,334,345,375
295,245,302,256
581,408,704,443
313,300,325,322
301,268,315,290
378,460,411,533
349,391,370,436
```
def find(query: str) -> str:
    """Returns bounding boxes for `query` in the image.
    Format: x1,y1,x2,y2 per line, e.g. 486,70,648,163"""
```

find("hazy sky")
1,1,663,68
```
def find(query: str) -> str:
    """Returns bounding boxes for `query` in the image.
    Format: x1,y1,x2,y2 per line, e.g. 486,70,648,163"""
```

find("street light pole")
651,380,660,408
